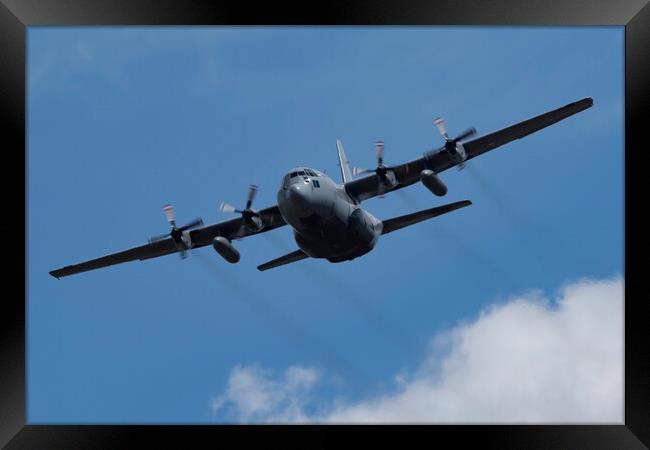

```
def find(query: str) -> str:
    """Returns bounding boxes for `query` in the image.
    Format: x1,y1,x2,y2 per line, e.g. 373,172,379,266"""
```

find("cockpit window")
286,169,320,186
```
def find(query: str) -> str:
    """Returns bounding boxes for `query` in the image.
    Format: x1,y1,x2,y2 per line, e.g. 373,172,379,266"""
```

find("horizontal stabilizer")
257,249,309,272
381,200,472,235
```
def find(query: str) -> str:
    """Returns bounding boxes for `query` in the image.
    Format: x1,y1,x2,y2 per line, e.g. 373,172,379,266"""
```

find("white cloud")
210,276,623,423
210,364,320,423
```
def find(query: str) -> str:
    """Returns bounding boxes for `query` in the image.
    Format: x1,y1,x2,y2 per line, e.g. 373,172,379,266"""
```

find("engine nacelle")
382,169,398,188
451,141,467,163
420,169,447,196
180,230,193,248
212,236,240,263
244,214,264,232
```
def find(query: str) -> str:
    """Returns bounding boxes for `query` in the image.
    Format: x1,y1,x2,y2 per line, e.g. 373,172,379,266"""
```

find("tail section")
336,139,352,183
381,200,472,235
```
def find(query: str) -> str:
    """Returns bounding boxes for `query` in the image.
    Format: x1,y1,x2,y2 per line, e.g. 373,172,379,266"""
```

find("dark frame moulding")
2,0,648,448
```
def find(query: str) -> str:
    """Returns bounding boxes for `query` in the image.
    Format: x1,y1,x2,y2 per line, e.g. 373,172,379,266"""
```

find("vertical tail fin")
336,139,352,183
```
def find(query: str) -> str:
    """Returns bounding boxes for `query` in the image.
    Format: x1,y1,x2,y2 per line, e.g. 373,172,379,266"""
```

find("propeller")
434,117,477,170
352,141,395,197
352,141,385,176
148,204,204,258
219,185,264,233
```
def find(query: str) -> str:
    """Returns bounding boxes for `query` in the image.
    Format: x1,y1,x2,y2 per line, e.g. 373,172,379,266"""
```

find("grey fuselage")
277,167,382,262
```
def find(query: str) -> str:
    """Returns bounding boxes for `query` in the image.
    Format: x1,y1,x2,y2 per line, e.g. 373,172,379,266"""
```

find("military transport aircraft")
49,97,593,278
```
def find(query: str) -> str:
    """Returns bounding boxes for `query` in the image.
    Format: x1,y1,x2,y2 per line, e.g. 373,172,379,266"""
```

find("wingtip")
457,199,472,209
574,97,593,109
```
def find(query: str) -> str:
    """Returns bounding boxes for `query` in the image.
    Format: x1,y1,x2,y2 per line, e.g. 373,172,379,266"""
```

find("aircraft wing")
49,205,286,278
344,97,593,202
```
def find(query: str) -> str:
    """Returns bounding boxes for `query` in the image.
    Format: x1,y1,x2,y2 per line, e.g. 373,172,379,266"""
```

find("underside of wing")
50,205,287,278
423,97,594,173
49,238,179,279
190,205,286,246
344,97,593,202
381,200,472,235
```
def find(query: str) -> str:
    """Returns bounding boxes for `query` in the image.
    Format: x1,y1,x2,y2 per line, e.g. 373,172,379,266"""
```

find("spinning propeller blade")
179,217,204,231
351,140,396,197
245,185,258,210
219,185,262,223
352,167,373,177
454,127,477,142
148,233,169,244
375,140,385,166
219,202,239,214
163,204,176,227
434,117,477,144
148,204,203,251
434,116,477,171
434,117,449,140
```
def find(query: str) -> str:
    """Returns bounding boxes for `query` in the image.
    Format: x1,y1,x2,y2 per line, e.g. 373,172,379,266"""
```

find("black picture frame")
3,0,648,447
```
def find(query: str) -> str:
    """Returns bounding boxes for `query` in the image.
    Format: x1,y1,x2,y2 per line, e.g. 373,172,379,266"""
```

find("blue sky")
27,27,623,423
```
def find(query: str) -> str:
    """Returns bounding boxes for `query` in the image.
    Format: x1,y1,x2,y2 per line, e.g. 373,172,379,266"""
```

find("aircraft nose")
288,183,310,209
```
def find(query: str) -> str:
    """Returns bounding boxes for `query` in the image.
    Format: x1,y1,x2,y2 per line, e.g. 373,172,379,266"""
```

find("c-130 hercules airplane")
50,97,593,278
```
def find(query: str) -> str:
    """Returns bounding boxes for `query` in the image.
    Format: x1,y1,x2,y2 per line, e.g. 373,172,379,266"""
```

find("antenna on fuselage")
336,139,352,183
